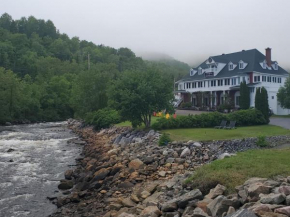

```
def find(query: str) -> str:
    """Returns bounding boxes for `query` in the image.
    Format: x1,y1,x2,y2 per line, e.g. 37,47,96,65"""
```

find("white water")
0,122,82,217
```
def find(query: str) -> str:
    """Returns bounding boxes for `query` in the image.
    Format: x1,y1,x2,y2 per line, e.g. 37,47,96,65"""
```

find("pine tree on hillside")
240,81,250,109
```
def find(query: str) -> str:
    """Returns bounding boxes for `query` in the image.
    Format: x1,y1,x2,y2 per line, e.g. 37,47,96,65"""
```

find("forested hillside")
0,13,189,124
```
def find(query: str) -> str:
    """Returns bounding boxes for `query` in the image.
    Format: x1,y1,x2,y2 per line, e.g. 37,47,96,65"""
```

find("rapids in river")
0,122,82,217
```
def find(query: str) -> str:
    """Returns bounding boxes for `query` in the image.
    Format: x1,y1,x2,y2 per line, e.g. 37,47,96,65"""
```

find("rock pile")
49,121,290,217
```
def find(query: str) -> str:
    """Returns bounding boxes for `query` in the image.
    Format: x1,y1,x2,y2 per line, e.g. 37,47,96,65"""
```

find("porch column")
223,90,225,104
201,92,204,107
215,91,217,106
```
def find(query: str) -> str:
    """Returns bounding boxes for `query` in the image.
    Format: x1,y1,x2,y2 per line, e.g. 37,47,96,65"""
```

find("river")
0,122,82,217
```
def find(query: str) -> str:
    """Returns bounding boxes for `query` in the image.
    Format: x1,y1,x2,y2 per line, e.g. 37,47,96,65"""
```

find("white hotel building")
176,48,290,115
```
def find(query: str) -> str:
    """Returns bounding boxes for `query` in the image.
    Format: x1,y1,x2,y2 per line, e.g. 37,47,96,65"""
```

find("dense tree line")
0,13,188,124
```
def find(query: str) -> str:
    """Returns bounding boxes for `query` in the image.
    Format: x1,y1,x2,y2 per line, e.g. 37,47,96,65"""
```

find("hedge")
151,109,267,130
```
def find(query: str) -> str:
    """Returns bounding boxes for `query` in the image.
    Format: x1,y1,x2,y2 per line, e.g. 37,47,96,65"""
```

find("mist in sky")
1,0,290,68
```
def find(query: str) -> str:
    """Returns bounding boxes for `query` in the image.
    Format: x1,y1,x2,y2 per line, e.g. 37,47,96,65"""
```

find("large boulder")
128,159,144,170
207,195,240,217
93,168,110,181
140,206,161,217
176,189,203,208
247,183,271,198
278,186,290,196
121,198,136,208
260,193,286,204
205,184,226,199
180,148,191,158
182,206,209,217
58,180,74,190
226,209,258,217
275,206,290,216
161,200,178,212
64,170,73,180
207,195,228,217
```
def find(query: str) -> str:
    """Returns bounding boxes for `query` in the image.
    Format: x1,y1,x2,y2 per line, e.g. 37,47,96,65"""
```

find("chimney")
265,47,271,67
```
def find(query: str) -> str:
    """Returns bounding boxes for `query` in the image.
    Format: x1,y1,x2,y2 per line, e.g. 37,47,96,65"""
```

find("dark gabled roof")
180,49,289,82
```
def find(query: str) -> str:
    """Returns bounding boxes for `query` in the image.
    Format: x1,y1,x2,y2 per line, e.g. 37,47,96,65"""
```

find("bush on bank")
151,109,267,130
85,108,121,130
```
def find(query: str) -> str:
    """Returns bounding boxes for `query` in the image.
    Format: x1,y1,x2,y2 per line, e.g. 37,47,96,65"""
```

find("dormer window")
239,62,243,69
273,62,278,70
198,67,202,75
229,63,233,70
263,61,266,69
239,60,247,69
190,69,196,76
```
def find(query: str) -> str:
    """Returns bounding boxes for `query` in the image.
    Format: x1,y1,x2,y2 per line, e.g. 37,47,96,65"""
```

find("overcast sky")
1,0,290,68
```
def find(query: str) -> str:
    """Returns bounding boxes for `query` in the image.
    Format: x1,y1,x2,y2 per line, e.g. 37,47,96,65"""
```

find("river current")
0,122,82,217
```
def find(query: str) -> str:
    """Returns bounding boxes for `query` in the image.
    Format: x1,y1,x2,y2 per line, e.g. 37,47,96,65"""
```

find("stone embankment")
50,120,290,217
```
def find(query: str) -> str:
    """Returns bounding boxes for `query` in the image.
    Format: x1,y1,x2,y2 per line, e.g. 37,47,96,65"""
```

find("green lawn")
185,149,290,194
115,116,160,128
163,125,290,141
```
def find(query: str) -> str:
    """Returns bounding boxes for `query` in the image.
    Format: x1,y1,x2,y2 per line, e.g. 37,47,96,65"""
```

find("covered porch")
180,89,240,110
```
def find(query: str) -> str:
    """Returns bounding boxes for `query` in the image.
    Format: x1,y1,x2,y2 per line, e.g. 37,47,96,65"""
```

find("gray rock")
114,135,122,144
207,195,226,216
121,198,136,207
58,180,74,190
286,195,290,206
176,189,203,208
227,206,235,215
93,168,110,181
159,171,166,177
207,195,236,217
260,193,286,204
119,137,130,146
205,184,226,199
180,148,191,158
226,209,258,217
218,153,236,160
193,142,202,147
161,200,178,212
163,150,169,156
247,183,271,198
244,178,267,186
166,158,175,163
147,130,155,137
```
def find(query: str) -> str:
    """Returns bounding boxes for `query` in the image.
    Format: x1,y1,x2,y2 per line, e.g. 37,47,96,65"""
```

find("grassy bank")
185,149,290,194
115,116,160,128
163,125,290,141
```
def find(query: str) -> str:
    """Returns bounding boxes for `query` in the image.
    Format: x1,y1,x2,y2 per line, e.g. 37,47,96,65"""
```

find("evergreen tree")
239,81,250,109
255,87,269,123
261,87,270,122
255,87,261,110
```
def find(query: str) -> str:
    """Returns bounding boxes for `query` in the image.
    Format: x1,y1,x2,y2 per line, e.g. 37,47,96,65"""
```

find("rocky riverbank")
49,120,290,217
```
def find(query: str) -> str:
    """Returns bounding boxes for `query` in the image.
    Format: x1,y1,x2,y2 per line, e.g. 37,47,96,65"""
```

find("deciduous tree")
277,77,290,109
108,67,174,128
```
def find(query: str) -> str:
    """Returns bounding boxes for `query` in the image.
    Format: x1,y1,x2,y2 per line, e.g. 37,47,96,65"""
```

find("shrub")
256,135,268,147
85,108,121,130
228,109,266,126
159,133,171,146
180,102,192,108
151,109,267,130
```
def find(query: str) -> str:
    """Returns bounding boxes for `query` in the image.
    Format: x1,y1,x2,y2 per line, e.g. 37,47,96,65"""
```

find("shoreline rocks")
49,120,290,217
